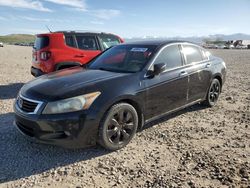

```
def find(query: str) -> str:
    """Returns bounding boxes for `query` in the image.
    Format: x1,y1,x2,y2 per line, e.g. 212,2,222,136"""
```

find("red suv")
31,31,124,77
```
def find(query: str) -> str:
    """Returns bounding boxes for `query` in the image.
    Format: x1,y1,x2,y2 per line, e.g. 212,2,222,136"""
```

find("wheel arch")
102,97,145,131
203,73,223,101
212,73,223,89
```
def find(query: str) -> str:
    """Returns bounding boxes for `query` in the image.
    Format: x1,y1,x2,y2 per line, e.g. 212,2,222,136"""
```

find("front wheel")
203,78,221,107
98,103,138,151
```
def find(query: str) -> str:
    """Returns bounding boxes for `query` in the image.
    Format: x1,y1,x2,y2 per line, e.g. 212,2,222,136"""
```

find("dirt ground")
0,45,249,188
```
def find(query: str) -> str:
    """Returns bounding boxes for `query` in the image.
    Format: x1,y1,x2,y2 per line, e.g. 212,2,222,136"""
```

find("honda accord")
14,40,226,150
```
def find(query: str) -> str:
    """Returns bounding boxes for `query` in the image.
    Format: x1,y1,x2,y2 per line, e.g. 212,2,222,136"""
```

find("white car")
0,42,3,47
228,44,235,49
217,44,226,49
236,45,248,49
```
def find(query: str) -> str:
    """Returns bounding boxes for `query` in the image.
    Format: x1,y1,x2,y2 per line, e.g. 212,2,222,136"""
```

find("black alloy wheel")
98,103,138,150
204,79,221,107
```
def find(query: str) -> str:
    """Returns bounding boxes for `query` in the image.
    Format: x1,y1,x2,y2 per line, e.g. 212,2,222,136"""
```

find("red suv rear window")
34,36,49,50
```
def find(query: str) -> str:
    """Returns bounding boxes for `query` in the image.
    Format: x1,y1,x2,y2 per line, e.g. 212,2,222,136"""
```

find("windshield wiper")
87,66,134,73
98,67,117,72
100,67,136,73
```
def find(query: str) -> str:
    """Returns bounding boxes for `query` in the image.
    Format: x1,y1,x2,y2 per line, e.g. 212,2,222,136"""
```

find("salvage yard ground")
0,45,249,187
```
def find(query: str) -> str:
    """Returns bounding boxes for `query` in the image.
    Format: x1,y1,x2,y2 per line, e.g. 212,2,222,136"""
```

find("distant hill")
0,34,35,44
206,33,250,41
125,33,250,44
1,33,250,45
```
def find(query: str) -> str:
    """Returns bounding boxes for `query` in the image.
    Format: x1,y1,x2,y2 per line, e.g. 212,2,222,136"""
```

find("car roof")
56,31,117,35
122,40,198,47
37,31,119,36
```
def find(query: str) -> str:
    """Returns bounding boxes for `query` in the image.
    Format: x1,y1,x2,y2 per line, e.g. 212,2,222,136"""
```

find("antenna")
45,25,52,33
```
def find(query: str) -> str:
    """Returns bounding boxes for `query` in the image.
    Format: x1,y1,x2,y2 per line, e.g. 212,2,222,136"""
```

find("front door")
143,44,188,120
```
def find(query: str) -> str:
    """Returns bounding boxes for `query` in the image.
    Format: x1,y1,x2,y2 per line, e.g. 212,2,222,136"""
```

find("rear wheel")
203,78,221,107
98,103,138,151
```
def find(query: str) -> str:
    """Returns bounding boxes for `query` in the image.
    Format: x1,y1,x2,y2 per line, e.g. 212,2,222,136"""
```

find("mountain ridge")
1,33,250,44
125,33,250,43
0,34,35,44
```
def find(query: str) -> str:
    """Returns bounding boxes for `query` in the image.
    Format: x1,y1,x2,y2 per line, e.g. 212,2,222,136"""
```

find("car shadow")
142,103,207,130
0,112,109,184
0,83,24,99
0,104,207,183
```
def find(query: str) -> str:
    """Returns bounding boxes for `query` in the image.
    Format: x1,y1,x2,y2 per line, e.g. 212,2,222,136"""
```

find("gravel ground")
0,45,249,188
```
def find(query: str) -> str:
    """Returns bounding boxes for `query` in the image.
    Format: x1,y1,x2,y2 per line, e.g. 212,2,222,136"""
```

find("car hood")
20,67,129,101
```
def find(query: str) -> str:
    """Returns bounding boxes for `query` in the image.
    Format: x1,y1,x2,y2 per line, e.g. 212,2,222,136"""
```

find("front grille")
16,121,35,137
17,96,42,114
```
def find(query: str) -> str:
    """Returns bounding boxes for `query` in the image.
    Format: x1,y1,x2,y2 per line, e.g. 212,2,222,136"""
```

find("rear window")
99,35,120,50
201,49,209,60
65,35,76,48
76,36,98,50
34,36,49,50
182,45,203,64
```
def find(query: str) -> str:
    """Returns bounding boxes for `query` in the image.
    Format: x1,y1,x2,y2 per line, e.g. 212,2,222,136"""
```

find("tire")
98,103,138,151
203,78,221,107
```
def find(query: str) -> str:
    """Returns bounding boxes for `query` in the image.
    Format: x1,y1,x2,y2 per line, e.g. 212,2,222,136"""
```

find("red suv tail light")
40,51,51,61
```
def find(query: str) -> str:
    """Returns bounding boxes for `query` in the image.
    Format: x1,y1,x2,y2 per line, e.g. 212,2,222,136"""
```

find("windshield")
88,45,157,73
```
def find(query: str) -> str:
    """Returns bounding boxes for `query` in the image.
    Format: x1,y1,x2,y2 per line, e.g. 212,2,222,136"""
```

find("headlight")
42,92,101,114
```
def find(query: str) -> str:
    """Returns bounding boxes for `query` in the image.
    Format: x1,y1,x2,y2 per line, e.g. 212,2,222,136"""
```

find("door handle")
206,63,211,68
179,71,188,77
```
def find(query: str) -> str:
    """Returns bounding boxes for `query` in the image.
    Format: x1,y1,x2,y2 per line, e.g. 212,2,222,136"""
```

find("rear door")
181,44,212,102
66,34,102,64
144,44,188,119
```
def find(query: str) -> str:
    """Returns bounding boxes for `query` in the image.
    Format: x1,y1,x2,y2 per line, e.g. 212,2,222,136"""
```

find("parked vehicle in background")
217,44,226,49
0,42,3,47
224,44,235,49
236,44,248,49
31,31,124,77
204,44,218,49
29,42,34,47
14,40,226,150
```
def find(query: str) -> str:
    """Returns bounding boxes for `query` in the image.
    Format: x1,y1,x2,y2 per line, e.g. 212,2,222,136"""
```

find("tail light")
40,51,51,61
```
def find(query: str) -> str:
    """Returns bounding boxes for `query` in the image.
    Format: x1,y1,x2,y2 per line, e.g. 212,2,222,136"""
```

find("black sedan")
14,40,226,150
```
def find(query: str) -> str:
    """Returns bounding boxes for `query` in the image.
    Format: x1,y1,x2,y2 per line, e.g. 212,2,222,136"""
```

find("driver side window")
154,45,183,69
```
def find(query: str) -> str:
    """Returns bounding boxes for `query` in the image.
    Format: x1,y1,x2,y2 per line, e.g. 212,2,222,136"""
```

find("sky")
0,0,250,38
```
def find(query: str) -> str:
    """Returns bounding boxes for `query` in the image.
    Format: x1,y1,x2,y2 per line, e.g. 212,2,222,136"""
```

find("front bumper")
14,104,101,149
31,67,45,77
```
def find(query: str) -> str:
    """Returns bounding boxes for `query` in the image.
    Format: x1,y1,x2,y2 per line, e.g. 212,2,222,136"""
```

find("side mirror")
153,63,166,75
146,63,166,78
